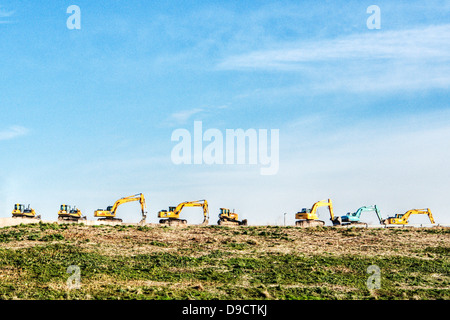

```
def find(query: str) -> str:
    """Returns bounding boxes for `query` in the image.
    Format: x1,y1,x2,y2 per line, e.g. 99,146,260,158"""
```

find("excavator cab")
159,207,176,215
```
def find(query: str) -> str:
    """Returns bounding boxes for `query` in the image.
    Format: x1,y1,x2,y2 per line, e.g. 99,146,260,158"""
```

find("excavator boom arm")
174,200,209,218
111,193,146,215
355,205,382,222
311,199,334,221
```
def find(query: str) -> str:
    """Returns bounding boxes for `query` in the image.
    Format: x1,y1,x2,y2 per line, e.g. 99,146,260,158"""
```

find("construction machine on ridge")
217,208,247,226
94,193,147,224
382,208,435,225
333,205,383,227
58,204,86,222
12,204,41,220
158,199,209,226
295,199,335,227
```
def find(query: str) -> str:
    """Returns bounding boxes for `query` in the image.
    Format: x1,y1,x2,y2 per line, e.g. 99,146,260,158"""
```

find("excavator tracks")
332,217,368,228
295,219,325,228
159,217,210,226
159,218,187,226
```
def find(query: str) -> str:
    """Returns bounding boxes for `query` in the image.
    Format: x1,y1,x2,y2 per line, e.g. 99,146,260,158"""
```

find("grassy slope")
0,222,448,300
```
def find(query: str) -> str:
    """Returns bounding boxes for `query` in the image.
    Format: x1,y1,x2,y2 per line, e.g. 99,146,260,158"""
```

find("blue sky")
1,1,449,225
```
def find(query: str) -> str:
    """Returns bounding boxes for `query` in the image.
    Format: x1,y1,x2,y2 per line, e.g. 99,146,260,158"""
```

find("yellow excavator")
94,193,147,224
58,204,86,222
12,204,41,219
217,208,247,226
295,199,335,227
382,208,435,225
158,199,209,226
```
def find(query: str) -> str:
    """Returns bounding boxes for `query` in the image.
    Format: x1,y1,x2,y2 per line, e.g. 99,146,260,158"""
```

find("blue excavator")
333,205,383,227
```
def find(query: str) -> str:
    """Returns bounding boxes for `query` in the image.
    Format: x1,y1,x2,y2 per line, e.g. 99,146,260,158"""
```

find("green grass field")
0,222,448,300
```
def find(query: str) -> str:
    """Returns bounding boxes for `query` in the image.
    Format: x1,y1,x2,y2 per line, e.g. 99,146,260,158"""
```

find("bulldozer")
382,208,435,225
12,204,41,219
333,205,383,227
217,208,247,226
58,204,86,222
158,199,209,226
295,199,335,227
94,193,147,224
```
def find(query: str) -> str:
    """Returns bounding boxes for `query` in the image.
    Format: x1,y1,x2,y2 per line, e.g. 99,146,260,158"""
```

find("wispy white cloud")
0,126,29,141
218,24,450,93
0,9,14,18
0,6,14,24
219,24,450,69
169,108,204,125
168,104,229,126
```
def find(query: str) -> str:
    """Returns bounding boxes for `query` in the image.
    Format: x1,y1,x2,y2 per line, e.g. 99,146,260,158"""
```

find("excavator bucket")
138,215,147,226
201,217,209,226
